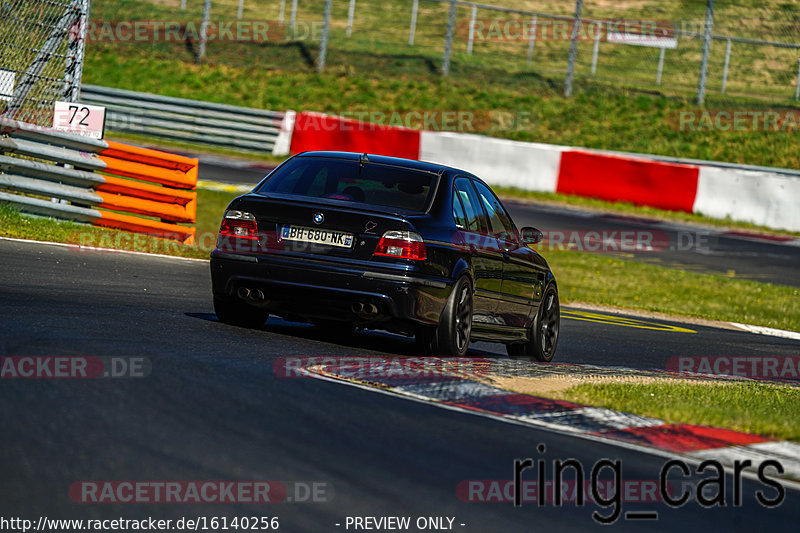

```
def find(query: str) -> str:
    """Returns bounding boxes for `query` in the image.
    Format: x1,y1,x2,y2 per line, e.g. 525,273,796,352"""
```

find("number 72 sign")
52,101,107,139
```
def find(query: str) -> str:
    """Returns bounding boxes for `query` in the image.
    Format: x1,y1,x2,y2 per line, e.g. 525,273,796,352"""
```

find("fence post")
290,0,298,36
409,0,419,45
697,0,714,105
237,0,244,20
656,46,665,85
442,0,457,76
279,0,286,23
564,0,583,97
590,24,600,75
196,0,212,63
64,0,90,103
795,59,800,100
347,0,356,37
318,0,332,72
527,15,537,65
721,38,731,94
467,5,477,55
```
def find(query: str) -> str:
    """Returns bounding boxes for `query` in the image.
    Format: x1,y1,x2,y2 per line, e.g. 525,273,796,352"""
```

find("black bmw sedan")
210,151,559,361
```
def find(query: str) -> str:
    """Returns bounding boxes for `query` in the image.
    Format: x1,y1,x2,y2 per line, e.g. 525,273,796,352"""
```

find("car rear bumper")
210,250,454,327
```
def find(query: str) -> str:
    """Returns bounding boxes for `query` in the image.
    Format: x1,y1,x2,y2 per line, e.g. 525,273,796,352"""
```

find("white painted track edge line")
0,236,209,262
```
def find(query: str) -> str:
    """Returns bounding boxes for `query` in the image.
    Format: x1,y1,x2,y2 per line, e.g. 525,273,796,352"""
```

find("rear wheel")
416,277,473,356
506,284,559,362
214,296,269,329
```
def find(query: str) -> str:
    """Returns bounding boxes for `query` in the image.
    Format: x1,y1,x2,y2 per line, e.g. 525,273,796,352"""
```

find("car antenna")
359,153,369,175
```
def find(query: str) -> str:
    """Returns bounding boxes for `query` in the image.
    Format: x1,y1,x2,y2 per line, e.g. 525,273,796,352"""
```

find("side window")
454,178,485,233
473,181,517,242
452,190,467,229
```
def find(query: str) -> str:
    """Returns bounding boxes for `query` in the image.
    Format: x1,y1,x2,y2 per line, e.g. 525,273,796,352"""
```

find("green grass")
562,381,800,442
82,46,800,170
544,249,800,331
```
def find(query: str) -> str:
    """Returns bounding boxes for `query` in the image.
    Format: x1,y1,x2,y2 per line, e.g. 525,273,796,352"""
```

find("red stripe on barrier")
595,424,770,453
557,151,700,212
290,112,421,160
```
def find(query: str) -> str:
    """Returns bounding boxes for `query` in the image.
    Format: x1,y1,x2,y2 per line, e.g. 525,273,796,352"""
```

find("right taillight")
218,210,259,251
374,231,426,261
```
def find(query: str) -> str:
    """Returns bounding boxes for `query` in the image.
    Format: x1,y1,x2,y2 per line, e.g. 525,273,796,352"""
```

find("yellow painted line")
197,180,252,193
562,310,696,333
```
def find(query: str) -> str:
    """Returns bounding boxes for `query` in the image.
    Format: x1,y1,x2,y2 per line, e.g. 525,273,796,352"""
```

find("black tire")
506,284,559,362
416,277,473,356
214,296,268,329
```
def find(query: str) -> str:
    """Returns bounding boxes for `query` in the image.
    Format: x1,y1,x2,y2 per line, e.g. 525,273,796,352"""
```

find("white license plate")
280,225,354,248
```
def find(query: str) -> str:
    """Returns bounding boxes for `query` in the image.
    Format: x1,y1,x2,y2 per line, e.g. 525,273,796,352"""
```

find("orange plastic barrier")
93,142,199,243
95,211,196,245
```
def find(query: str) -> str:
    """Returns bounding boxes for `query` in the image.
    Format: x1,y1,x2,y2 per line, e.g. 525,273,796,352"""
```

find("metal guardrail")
0,116,199,243
79,85,291,155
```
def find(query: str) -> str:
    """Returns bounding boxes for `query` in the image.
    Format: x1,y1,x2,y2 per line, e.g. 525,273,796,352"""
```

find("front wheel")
214,296,269,329
416,277,473,357
506,284,559,362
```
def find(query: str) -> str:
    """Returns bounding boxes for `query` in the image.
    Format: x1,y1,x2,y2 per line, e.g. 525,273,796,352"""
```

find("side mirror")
520,226,544,245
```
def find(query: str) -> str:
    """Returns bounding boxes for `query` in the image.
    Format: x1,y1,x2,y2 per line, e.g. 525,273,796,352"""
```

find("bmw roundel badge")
313,212,324,225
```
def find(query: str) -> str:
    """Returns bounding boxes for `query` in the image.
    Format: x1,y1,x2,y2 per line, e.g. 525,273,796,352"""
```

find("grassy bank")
84,47,800,170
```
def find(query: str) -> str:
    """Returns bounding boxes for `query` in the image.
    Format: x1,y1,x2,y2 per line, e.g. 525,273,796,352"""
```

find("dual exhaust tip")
352,302,379,317
237,287,378,317
237,286,265,304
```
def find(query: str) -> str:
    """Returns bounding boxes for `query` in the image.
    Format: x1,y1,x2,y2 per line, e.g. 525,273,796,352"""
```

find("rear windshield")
256,157,437,212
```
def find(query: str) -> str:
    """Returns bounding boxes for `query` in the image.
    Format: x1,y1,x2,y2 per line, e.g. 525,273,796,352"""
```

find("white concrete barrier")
694,167,800,232
419,131,565,193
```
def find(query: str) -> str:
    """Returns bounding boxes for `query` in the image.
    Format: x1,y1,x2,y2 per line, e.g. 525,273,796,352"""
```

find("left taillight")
374,231,426,261
218,210,259,251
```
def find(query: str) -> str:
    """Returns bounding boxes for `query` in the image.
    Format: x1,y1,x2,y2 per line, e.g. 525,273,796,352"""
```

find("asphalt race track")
1,238,798,532
506,200,800,289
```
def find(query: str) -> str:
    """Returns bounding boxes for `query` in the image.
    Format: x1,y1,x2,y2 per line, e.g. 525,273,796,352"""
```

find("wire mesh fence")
43,0,800,105
0,0,89,125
